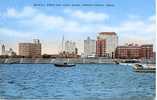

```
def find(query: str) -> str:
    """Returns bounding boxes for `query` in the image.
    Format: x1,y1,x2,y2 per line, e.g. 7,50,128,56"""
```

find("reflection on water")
0,64,155,99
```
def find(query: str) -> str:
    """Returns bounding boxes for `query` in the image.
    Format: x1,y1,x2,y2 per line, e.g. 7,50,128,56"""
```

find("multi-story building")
19,39,41,57
140,44,153,59
115,44,141,59
115,44,153,59
84,37,96,57
96,32,118,58
1,45,16,56
64,40,77,54
1,44,5,55
96,39,106,57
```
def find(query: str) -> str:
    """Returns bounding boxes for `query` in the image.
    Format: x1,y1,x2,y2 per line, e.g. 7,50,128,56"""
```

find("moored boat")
54,63,76,67
133,64,156,73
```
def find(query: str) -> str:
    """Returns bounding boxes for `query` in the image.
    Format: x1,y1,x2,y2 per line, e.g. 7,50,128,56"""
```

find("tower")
1,44,5,55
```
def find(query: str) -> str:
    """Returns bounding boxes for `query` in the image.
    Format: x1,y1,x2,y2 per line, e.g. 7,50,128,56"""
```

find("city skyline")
0,0,155,54
0,34,155,56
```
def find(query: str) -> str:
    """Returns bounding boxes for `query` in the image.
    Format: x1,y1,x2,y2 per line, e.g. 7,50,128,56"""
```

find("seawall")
0,58,115,64
0,58,155,64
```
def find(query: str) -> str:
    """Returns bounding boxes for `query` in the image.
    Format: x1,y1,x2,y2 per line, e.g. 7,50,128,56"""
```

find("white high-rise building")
1,44,5,55
64,41,76,54
97,32,118,57
84,37,96,57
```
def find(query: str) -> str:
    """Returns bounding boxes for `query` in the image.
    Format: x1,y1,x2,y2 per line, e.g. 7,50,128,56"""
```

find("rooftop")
117,46,141,48
117,44,153,48
99,32,116,35
141,44,153,47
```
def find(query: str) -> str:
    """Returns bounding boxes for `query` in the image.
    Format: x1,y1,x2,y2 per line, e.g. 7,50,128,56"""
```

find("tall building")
84,37,96,57
1,44,5,55
96,32,118,57
96,39,106,57
64,40,76,54
19,39,41,57
1,44,16,56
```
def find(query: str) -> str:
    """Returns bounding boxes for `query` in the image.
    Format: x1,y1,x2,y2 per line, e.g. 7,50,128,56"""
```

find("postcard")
0,0,156,100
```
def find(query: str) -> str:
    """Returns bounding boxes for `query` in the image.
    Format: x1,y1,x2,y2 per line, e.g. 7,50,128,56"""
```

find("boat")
54,62,76,67
54,36,76,67
119,60,140,66
133,64,156,73
123,60,140,63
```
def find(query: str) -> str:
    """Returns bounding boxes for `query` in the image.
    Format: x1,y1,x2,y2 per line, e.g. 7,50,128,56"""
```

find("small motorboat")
54,63,76,67
123,60,140,63
133,64,156,73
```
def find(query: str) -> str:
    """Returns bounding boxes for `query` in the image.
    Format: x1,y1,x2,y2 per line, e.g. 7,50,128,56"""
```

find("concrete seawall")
0,58,115,64
0,58,155,64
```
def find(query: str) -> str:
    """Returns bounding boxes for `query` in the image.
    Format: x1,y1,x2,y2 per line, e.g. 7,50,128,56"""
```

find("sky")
0,0,156,54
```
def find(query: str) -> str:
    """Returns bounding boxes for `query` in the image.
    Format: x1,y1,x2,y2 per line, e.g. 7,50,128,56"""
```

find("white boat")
54,59,76,67
132,64,156,73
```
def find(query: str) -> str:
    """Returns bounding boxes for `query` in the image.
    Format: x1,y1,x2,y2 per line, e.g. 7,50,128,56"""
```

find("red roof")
99,32,116,35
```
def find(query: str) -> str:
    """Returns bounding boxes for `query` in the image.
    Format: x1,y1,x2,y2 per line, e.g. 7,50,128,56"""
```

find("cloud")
64,9,109,22
148,15,155,22
1,6,156,53
3,7,155,37
6,8,17,17
128,14,141,19
19,13,65,31
5,6,37,18
0,27,37,37
89,15,155,45
115,20,154,34
3,7,110,34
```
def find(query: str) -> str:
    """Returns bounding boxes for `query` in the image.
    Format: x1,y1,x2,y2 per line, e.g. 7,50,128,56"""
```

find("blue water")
0,64,155,100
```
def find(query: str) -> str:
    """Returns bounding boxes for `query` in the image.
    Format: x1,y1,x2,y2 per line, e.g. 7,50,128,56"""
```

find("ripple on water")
0,64,155,99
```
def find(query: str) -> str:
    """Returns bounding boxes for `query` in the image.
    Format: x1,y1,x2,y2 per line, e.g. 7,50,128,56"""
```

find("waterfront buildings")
1,44,5,55
115,44,141,59
96,32,118,58
115,44,153,59
18,39,41,57
1,44,16,56
84,37,96,57
59,40,78,58
64,40,77,54
140,44,153,59
96,39,106,57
